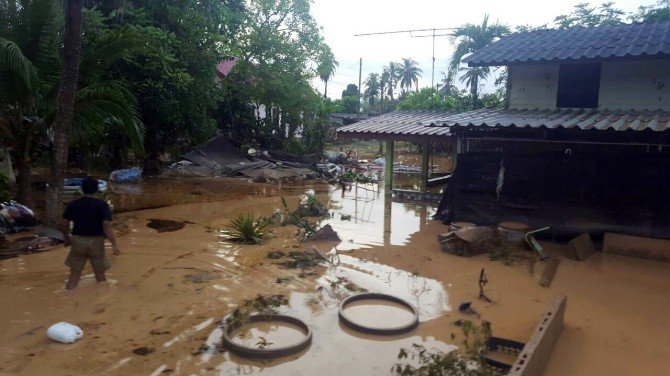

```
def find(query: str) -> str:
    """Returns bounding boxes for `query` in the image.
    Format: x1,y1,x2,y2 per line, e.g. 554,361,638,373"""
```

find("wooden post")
384,140,394,193
383,191,392,246
421,142,430,192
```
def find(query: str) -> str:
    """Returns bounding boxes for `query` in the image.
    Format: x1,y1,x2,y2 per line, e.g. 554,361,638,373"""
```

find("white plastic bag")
47,322,84,343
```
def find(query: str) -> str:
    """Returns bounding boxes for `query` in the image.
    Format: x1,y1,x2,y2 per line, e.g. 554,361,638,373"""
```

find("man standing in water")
61,177,120,290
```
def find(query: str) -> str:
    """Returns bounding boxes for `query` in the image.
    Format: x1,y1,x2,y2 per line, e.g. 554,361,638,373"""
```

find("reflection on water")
230,321,307,349
322,184,435,250
343,300,416,329
319,254,450,320
211,292,456,376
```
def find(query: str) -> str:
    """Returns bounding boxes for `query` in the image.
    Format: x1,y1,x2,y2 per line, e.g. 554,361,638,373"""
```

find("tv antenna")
354,27,454,90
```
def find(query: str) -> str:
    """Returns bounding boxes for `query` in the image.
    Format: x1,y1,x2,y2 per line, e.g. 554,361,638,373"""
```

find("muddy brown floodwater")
1,174,669,376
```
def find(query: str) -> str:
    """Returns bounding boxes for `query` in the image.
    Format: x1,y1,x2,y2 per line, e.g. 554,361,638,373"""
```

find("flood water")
342,300,416,329
229,321,307,349
1,169,670,376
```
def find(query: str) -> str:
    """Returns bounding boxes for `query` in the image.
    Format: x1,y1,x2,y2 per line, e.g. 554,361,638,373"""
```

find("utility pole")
357,57,362,120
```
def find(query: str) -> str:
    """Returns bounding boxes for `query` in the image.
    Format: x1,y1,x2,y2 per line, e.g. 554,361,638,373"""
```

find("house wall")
599,59,670,111
508,58,670,111
508,64,559,110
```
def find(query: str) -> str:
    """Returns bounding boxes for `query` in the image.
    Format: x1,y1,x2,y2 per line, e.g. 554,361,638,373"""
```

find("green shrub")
221,213,273,244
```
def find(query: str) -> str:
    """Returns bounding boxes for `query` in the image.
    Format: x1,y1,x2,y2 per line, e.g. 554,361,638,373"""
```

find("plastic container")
109,167,142,183
47,322,83,343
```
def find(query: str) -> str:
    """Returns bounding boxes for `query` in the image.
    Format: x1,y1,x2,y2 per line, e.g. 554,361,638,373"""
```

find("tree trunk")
470,75,479,109
323,80,328,98
17,159,32,207
45,0,83,227
379,84,384,114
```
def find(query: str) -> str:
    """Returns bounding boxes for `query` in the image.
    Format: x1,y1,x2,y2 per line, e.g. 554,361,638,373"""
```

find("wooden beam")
385,140,394,193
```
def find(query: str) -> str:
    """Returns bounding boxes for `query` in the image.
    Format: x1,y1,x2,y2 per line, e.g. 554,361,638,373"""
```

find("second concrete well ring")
338,293,419,335
221,314,312,359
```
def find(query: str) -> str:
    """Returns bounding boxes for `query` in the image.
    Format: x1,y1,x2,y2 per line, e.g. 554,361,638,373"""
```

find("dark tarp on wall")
438,150,670,239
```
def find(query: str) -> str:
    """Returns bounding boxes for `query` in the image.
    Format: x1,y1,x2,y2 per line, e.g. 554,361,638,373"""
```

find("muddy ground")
1,177,669,376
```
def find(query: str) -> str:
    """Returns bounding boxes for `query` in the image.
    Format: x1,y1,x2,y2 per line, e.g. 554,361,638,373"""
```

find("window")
556,63,601,108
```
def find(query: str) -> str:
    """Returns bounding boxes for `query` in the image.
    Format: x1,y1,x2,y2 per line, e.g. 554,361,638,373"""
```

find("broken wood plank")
539,256,561,288
527,253,537,275
569,233,597,261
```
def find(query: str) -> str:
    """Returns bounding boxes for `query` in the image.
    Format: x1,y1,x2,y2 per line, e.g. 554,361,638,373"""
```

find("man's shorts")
65,236,109,273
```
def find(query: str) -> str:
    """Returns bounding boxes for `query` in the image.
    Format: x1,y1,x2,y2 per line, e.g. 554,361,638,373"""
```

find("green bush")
221,213,273,244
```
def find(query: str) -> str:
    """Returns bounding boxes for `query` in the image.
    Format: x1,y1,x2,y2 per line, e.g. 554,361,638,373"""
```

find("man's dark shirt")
63,197,112,236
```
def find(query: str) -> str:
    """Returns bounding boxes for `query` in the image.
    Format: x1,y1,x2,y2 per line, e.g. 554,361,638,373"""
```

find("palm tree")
364,73,380,110
439,71,459,97
0,0,145,211
458,67,488,105
449,15,509,108
399,58,423,93
383,61,401,102
317,48,338,98
380,70,389,113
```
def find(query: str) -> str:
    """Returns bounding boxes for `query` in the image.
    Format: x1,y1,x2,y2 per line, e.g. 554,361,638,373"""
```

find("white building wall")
508,59,670,111
508,64,559,110
598,59,670,111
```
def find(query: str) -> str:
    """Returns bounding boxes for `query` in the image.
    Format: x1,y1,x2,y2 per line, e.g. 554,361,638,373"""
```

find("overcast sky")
310,0,656,99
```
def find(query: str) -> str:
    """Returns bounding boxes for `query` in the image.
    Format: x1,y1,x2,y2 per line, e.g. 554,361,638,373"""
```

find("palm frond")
80,26,148,80
0,38,38,93
73,83,145,153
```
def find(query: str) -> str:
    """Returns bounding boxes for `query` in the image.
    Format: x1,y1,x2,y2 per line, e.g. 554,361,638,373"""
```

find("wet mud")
1,172,669,376
147,219,188,233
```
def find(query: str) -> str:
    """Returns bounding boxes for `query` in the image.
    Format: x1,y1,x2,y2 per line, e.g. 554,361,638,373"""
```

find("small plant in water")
225,294,288,328
221,213,273,244
392,320,495,376
255,336,274,350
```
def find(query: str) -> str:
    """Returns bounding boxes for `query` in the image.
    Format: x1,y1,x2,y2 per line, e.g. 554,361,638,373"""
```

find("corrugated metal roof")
425,109,670,132
337,110,453,138
464,21,670,66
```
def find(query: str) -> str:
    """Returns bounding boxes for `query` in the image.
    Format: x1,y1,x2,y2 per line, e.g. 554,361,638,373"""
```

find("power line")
353,27,455,37
353,27,455,91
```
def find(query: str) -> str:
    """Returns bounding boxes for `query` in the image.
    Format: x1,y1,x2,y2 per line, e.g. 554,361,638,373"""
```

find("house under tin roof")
463,20,670,66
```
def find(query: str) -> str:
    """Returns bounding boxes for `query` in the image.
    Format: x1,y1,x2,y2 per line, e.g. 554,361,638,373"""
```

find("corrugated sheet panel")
337,110,453,136
464,21,670,66
425,109,670,131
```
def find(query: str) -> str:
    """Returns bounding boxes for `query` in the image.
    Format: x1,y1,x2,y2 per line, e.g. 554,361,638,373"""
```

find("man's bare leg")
94,271,106,282
66,271,81,290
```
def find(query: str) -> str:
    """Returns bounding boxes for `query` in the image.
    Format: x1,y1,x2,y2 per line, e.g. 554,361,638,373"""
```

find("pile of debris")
169,136,320,182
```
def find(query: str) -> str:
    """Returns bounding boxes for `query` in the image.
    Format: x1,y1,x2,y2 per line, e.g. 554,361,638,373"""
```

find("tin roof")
216,59,238,78
464,21,670,66
425,108,670,132
336,110,453,141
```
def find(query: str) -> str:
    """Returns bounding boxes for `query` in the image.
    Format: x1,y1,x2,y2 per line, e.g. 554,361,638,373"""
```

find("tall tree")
449,15,509,109
554,2,625,28
317,47,338,98
46,0,84,226
380,70,389,113
1,2,145,208
383,61,401,102
363,73,380,111
399,58,423,93
632,0,670,22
